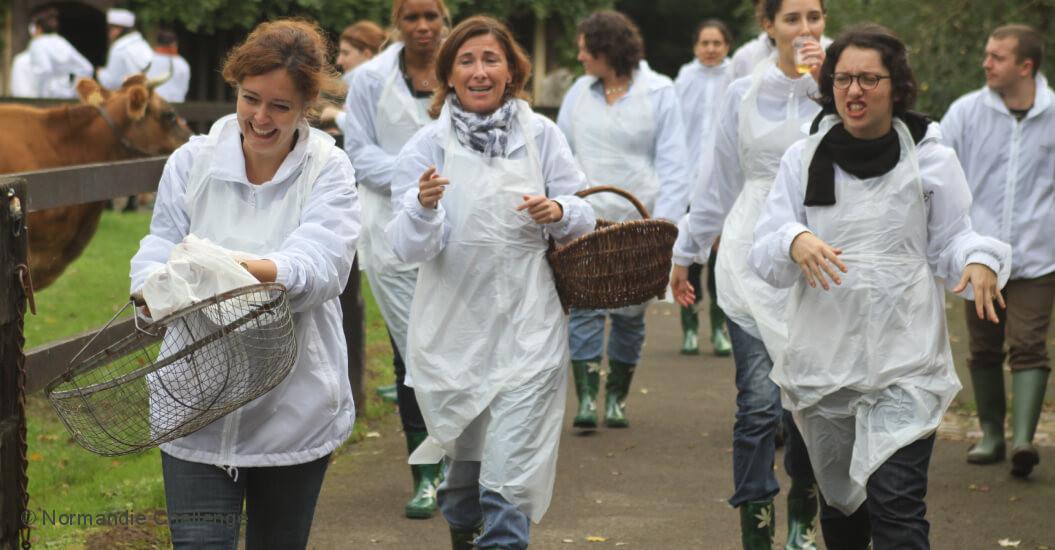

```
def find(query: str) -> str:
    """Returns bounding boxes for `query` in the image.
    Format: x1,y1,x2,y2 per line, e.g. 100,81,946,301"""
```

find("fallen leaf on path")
616,543,628,547
1008,496,1019,502
365,431,381,438
640,388,649,394
997,539,1021,547
586,536,608,542
562,539,574,543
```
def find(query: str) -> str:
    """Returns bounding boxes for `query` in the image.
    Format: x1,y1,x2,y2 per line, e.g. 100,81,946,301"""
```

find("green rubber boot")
1010,369,1049,478
785,480,819,550
605,360,636,428
404,430,442,518
572,360,600,428
710,301,732,357
377,383,398,403
449,523,482,550
680,305,700,355
967,368,1006,464
739,500,776,550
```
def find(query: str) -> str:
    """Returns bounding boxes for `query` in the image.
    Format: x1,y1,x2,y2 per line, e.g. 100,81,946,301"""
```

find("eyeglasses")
831,73,892,90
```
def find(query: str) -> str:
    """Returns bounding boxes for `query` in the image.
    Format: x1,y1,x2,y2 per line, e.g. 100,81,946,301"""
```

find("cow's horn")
147,59,173,90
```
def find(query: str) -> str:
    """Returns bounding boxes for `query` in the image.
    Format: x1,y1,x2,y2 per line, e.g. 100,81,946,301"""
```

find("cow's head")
76,75,192,155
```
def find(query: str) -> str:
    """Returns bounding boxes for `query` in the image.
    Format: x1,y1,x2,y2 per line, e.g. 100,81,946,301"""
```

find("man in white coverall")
942,24,1055,478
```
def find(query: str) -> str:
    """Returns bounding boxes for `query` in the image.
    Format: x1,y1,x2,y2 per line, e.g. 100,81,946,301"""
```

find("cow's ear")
75,78,109,106
126,86,149,121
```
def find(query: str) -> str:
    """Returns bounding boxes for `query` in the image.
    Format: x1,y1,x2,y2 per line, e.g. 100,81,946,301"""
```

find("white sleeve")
749,144,811,288
538,118,596,243
268,149,361,312
342,70,392,192
686,82,745,254
385,126,450,263
921,143,1011,299
96,49,125,90
556,80,584,151
650,86,692,222
130,142,196,292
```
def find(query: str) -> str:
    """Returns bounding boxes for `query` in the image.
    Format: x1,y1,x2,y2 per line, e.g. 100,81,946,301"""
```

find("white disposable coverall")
674,57,733,183
146,52,191,103
98,31,153,90
130,114,361,466
941,74,1055,280
10,50,36,97
343,43,429,358
386,100,595,522
557,61,690,222
27,34,92,98
750,115,1011,513
673,61,819,360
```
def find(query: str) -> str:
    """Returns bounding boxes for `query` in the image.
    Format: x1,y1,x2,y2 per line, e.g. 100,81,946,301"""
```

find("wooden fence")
0,115,366,548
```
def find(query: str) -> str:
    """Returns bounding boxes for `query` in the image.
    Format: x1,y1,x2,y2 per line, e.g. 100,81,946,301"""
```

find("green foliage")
826,0,1055,117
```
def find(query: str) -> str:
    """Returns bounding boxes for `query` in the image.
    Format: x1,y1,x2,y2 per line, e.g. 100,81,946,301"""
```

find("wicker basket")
548,186,678,311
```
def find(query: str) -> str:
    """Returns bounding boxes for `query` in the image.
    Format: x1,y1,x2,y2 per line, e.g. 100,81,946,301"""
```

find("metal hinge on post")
0,179,32,550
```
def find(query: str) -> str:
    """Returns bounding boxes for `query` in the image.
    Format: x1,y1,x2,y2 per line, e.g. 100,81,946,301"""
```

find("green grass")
22,211,395,548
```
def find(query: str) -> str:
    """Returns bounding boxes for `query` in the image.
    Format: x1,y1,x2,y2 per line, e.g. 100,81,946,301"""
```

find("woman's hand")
671,264,696,307
802,38,826,83
517,195,563,224
242,259,277,283
953,263,1005,324
417,166,449,209
791,231,847,291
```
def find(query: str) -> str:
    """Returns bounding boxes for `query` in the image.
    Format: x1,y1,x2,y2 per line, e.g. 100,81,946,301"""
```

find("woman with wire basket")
128,19,360,549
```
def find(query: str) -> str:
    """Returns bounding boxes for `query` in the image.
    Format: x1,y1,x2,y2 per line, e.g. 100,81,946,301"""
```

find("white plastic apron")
714,63,814,360
570,71,658,222
775,117,961,514
407,104,569,522
359,68,430,357
158,115,343,465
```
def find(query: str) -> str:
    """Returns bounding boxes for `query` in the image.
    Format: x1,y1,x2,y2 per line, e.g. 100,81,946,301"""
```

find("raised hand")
417,166,450,209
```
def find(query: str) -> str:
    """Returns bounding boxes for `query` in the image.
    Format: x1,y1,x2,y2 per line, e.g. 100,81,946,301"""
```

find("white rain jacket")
98,31,153,90
130,114,361,467
731,32,776,80
674,57,733,183
146,52,191,103
941,74,1055,280
386,100,594,522
557,61,690,222
11,50,35,97
27,34,92,98
673,62,819,361
749,116,1010,512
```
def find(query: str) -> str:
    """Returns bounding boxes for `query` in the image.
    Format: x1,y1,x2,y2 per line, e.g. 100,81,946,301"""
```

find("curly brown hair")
577,10,644,78
816,24,918,117
428,16,533,119
221,19,342,115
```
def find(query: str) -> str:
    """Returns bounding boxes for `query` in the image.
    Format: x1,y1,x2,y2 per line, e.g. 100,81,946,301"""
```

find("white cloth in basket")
141,234,257,320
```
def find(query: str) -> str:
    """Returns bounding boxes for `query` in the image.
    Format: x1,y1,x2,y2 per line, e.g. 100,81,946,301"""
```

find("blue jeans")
727,319,814,506
438,460,530,549
160,452,330,549
568,307,647,364
818,434,935,550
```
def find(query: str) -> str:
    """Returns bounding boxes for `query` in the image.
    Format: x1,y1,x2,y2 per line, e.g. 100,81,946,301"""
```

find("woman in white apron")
386,17,594,550
670,1,827,547
129,20,359,549
556,10,690,430
342,0,448,519
674,18,735,356
750,26,1010,549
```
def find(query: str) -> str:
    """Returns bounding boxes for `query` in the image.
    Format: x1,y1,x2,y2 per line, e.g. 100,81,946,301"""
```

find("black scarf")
804,111,931,206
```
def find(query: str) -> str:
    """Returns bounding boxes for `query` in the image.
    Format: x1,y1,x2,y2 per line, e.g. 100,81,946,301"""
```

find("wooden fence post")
0,178,30,550
341,256,366,416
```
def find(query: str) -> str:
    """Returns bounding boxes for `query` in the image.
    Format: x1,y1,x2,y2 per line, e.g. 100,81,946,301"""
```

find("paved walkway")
309,302,1054,549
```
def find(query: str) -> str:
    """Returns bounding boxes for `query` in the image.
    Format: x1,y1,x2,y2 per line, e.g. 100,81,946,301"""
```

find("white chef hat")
106,8,135,27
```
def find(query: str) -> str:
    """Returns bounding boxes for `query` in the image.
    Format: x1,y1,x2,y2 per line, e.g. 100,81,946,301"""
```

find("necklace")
604,86,628,96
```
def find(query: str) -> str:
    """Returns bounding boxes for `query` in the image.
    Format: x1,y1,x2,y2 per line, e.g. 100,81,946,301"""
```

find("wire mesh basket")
45,283,297,456
548,186,678,311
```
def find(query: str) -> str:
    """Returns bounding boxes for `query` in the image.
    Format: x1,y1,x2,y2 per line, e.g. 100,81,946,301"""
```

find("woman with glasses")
750,25,1009,549
670,0,825,547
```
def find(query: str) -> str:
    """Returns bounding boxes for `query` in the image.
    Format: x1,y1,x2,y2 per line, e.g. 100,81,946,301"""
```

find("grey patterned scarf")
448,96,517,158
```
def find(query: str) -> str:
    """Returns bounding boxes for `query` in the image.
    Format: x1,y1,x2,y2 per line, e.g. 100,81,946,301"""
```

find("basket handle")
574,186,651,219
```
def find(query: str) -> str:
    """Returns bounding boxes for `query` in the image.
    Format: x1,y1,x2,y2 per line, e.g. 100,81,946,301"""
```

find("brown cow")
0,75,192,290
